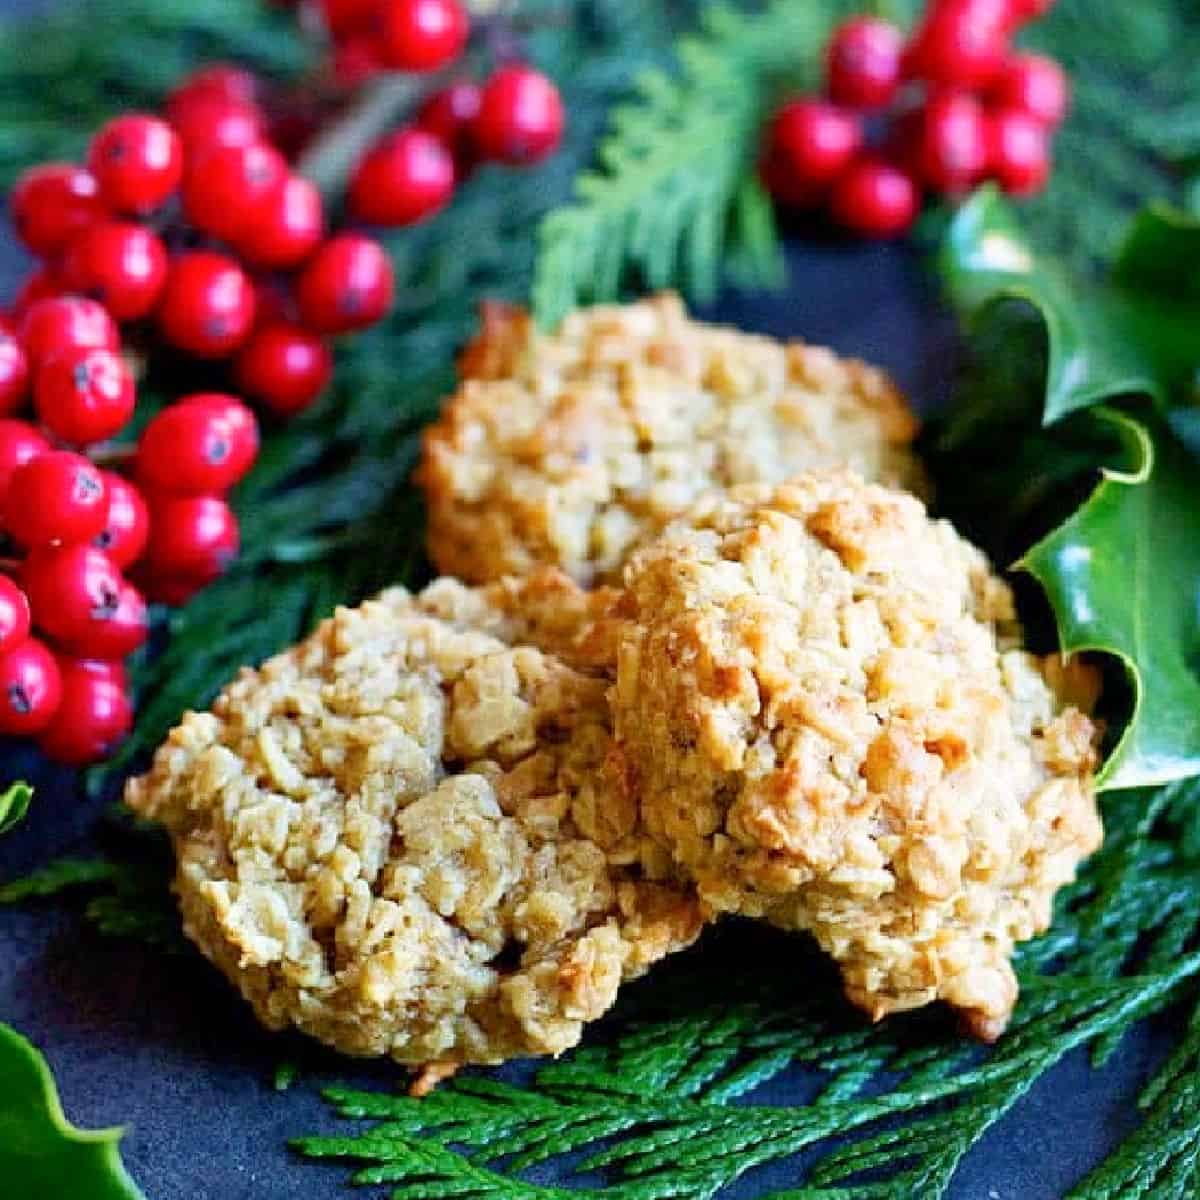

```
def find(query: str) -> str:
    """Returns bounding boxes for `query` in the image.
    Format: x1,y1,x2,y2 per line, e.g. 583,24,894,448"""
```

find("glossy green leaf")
1114,202,1200,303
938,192,1200,791
0,781,32,836
0,1023,145,1200
1018,409,1200,790
940,187,1199,422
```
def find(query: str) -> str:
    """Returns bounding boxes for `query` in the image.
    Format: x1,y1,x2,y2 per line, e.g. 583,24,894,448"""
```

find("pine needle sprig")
530,0,853,328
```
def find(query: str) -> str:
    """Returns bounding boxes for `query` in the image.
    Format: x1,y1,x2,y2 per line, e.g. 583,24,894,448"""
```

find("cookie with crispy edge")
125,584,704,1082
610,472,1102,1039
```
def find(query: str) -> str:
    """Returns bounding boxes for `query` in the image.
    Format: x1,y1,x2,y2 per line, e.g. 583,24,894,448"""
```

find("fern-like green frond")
531,0,853,327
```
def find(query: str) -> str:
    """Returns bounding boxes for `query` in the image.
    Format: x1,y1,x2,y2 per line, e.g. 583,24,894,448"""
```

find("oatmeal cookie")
125,587,704,1073
417,294,923,586
611,473,1101,1038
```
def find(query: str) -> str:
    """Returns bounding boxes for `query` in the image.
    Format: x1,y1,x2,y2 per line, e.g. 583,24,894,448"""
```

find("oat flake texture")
125,584,704,1074
417,293,923,586
612,472,1102,1039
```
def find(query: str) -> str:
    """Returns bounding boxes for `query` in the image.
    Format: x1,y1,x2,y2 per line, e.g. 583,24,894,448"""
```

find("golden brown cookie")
125,587,703,1073
610,473,1101,1039
417,294,923,586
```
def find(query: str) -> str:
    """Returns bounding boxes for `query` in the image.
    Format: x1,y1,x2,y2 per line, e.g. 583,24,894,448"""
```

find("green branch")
530,0,854,327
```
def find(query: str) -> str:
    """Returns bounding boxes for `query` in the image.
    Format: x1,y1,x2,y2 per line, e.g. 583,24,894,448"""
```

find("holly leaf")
937,194,1200,791
1018,409,1200,790
0,781,32,836
939,187,1199,423
1114,202,1200,304
0,1023,145,1199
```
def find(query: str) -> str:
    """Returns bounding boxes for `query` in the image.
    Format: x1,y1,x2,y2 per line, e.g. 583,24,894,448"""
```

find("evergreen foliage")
2,0,1200,1196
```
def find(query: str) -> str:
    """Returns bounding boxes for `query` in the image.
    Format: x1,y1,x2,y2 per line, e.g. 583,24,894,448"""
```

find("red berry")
158,252,257,358
987,106,1051,195
904,0,1013,88
167,64,260,117
137,397,259,495
416,81,482,170
19,297,119,367
332,33,385,88
319,0,379,37
0,335,29,416
379,0,469,71
93,472,149,569
87,114,183,215
826,17,904,110
234,323,333,417
34,347,135,446
350,129,456,227
915,90,989,193
0,577,31,654
0,638,61,736
1010,0,1054,21
10,269,64,320
6,450,108,547
990,53,1069,127
61,222,168,321
10,164,105,258
474,66,565,165
237,175,325,270
145,495,239,585
58,654,128,690
22,545,147,658
182,142,289,244
37,658,132,766
169,94,265,155
760,99,863,207
830,159,920,238
296,235,394,334
0,420,51,508
180,394,260,482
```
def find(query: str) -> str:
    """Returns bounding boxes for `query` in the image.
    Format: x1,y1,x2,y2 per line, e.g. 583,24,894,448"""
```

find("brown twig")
294,73,428,203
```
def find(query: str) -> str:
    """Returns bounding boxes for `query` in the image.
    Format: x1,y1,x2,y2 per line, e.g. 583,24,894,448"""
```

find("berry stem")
295,73,428,204
87,442,137,468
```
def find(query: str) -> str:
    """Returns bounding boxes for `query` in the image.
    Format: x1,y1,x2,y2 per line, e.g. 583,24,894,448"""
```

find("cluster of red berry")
316,0,565,228
11,68,395,417
0,381,258,763
320,0,471,82
762,0,1068,237
0,64,401,764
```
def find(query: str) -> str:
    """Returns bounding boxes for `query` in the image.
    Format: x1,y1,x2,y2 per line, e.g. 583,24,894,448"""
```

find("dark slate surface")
0,30,1165,1195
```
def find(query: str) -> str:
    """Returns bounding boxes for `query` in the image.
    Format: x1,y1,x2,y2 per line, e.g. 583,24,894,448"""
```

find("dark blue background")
0,15,1166,1193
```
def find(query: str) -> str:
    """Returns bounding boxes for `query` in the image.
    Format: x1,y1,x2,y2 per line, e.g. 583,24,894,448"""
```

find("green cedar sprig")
530,0,854,328
2,1,1200,1198
291,787,1200,1199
